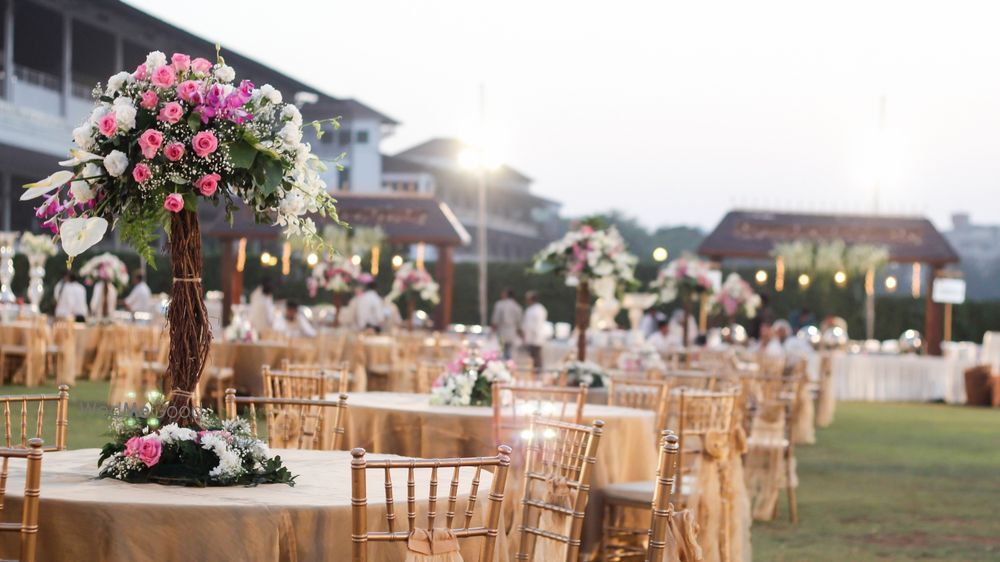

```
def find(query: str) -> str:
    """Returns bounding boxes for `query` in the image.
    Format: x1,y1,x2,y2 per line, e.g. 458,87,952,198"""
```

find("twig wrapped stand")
575,280,590,361
165,209,211,425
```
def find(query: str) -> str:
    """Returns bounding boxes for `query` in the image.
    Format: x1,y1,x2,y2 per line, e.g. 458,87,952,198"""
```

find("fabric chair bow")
666,509,704,562
405,528,463,562
545,474,572,508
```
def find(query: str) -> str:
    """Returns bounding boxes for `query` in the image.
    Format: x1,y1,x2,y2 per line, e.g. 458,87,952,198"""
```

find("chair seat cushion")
602,480,655,504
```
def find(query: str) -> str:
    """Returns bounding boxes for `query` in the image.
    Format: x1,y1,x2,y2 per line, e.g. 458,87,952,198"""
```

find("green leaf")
228,140,257,169
183,191,198,212
259,158,284,196
187,112,202,133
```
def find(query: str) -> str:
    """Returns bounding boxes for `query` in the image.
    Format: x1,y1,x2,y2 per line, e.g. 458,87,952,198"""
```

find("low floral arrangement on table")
430,349,513,406
649,254,715,305
307,253,360,296
18,232,57,260
79,252,130,291
562,360,607,388
22,48,340,261
223,316,258,343
99,392,294,487
711,273,761,319
387,262,440,305
533,223,637,297
617,343,666,373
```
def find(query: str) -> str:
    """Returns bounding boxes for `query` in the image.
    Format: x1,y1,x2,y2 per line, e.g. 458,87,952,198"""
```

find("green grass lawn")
1,382,997,560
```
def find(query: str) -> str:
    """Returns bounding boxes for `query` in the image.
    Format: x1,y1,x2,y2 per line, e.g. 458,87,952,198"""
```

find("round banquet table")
340,391,657,488
0,448,508,562
218,340,289,396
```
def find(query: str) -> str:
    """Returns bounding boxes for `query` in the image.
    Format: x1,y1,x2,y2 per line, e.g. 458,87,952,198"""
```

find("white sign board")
932,278,966,305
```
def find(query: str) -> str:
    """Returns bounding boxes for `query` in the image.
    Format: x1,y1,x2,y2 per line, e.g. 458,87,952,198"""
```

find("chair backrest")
0,387,70,451
350,445,512,562
268,362,348,396
0,438,44,562
491,383,588,447
672,386,738,503
224,389,348,450
414,360,446,395
606,376,670,436
515,417,604,562
646,431,681,562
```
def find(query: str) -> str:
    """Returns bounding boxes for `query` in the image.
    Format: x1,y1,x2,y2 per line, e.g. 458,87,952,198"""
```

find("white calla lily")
60,217,108,257
59,149,104,167
20,171,74,201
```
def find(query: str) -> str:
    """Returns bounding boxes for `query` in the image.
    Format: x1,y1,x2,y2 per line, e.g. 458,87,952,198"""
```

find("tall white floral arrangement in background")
387,262,440,305
79,252,129,291
532,223,637,298
649,254,715,305
18,232,57,260
711,272,761,318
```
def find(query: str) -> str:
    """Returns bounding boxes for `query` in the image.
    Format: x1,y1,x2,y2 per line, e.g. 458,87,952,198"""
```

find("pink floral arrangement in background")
711,273,761,318
649,253,716,305
78,252,129,291
533,222,637,298
21,49,341,262
430,348,513,406
387,262,440,305
307,254,361,296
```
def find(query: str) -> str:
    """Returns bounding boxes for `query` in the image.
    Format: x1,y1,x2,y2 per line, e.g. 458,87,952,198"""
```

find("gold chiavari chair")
0,386,70,451
490,383,587,448
48,319,79,386
0,319,49,386
645,431,701,562
744,374,800,523
0,438,44,562
278,360,352,394
286,336,320,365
315,330,348,365
514,417,604,562
350,445,512,562
414,360,447,395
140,327,171,391
108,325,146,405
198,343,236,413
224,388,348,450
607,376,670,437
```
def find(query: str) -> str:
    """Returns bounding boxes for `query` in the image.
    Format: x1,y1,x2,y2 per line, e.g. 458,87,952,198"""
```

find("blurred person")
277,300,316,338
355,278,385,332
668,308,698,346
647,319,677,353
248,279,275,333
521,291,548,371
90,277,118,320
790,306,817,332
639,307,666,338
748,294,774,340
54,271,87,321
491,288,523,359
338,286,362,328
124,271,152,314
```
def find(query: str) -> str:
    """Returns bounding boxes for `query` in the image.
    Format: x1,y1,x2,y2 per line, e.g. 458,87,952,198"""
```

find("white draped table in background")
831,352,976,403
0,448,507,562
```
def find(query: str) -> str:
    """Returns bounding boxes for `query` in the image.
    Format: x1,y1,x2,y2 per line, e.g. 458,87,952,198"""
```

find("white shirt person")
90,280,118,319
124,275,153,314
54,274,88,320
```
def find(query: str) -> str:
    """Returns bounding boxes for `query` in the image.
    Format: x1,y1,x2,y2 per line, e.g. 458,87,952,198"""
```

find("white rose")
279,122,303,145
105,71,134,94
214,64,235,83
103,150,129,177
259,84,282,104
69,179,95,204
72,125,95,150
145,51,167,71
115,104,137,131
281,104,302,125
89,104,111,126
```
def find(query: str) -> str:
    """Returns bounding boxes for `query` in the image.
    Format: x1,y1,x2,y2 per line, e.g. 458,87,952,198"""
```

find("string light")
775,257,785,292
391,255,404,268
754,270,768,285
306,252,319,266
371,246,380,275
235,238,247,273
416,243,426,270
351,255,362,266
652,247,669,262
912,263,921,298
834,270,847,286
260,251,272,266
798,273,810,288
885,275,897,292
281,242,291,276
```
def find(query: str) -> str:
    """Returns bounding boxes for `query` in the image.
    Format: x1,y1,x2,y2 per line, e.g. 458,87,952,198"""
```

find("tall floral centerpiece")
18,232,57,311
649,254,715,345
430,348,513,406
387,262,440,328
307,253,360,326
711,272,761,323
0,232,16,308
21,49,341,424
79,252,129,318
532,222,637,360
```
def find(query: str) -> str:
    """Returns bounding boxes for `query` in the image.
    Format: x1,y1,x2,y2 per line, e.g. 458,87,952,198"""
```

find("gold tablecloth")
218,340,289,395
0,448,508,562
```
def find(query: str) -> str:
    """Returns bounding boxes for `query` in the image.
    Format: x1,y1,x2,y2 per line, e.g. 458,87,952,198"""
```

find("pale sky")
126,0,1000,231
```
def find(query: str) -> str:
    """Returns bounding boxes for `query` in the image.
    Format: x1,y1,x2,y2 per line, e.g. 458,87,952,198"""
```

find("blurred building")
382,138,563,262
943,213,1000,299
0,0,394,233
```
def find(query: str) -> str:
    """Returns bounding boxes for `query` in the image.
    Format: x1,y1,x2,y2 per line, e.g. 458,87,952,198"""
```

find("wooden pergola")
698,210,960,355
206,193,470,328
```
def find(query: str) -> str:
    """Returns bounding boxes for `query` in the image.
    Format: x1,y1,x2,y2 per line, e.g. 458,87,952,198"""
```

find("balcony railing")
13,65,61,91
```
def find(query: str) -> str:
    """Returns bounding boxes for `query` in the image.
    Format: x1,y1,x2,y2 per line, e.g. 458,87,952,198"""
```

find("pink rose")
138,129,163,159
194,173,221,197
163,193,184,213
171,53,191,72
140,90,159,110
132,163,152,183
176,80,200,102
164,142,185,162
133,63,148,80
124,436,142,457
191,58,212,74
137,437,162,468
191,130,218,158
98,112,118,137
157,102,184,124
151,65,176,88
